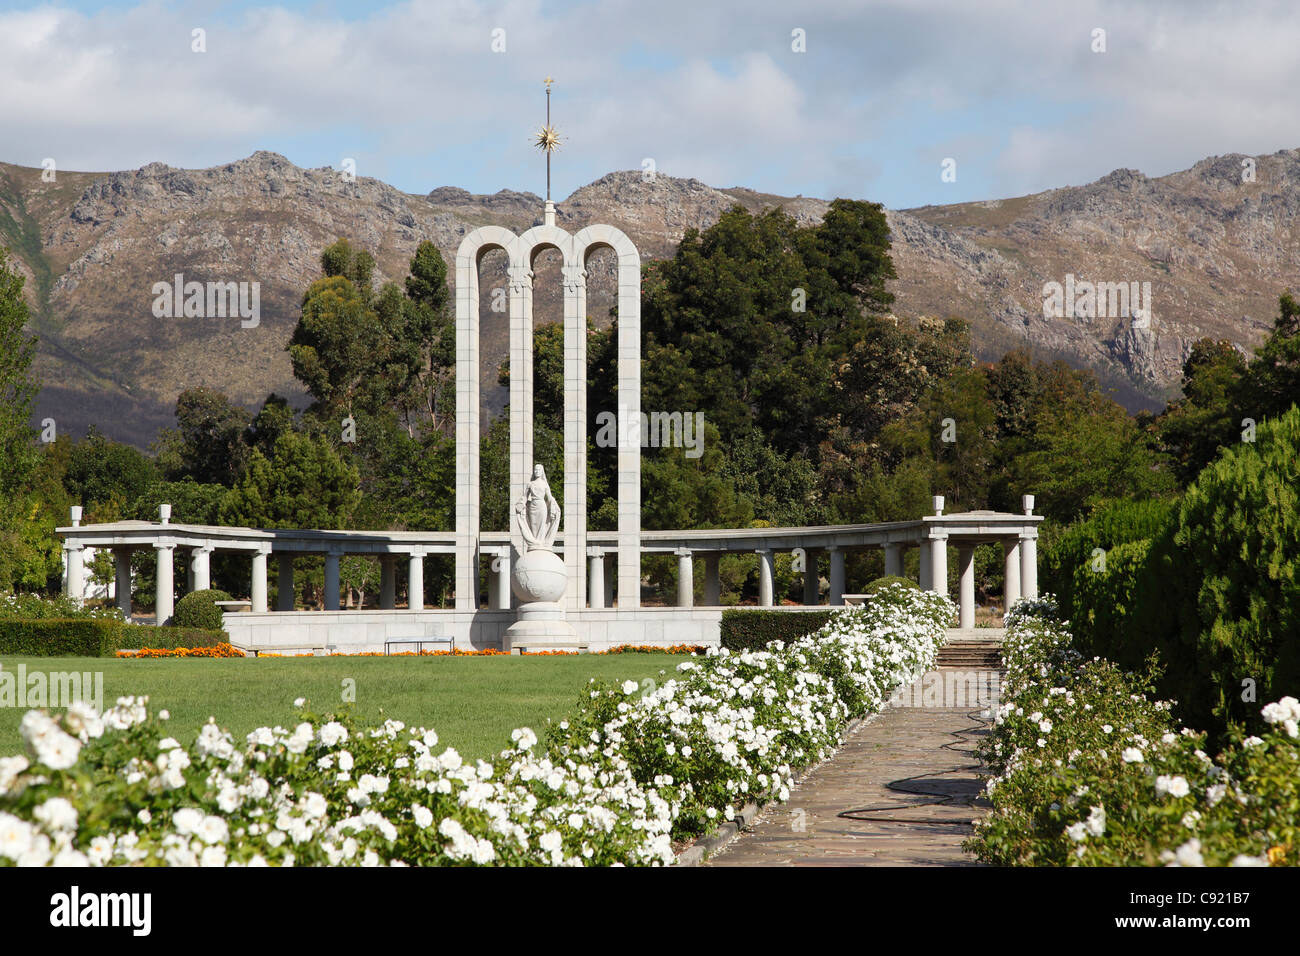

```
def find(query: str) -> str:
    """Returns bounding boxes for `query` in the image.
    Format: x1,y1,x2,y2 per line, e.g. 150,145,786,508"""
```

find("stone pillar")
802,548,821,605
191,546,212,592
408,550,424,611
958,545,976,629
884,542,903,577
587,549,605,609
490,550,511,610
616,243,642,611
756,549,774,607
1020,532,1038,601
563,263,588,613
114,548,132,618
64,542,85,604
453,231,488,610
380,556,396,610
603,552,616,608
277,553,295,611
828,547,845,606
251,548,269,613
703,553,721,606
676,548,694,608
324,552,341,611
1004,539,1022,611
508,264,534,558
929,534,948,598
154,542,174,625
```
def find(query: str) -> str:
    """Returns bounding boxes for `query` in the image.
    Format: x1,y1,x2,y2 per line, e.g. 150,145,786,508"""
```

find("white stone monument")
504,464,577,650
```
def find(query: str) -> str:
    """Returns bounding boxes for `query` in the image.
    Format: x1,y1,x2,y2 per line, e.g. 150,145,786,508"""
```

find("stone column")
380,556,396,610
676,548,694,608
154,542,174,625
191,546,212,592
802,548,821,605
756,549,774,607
408,550,424,611
508,264,534,559
1004,539,1022,611
114,548,132,618
64,542,85,604
958,544,976,629
828,547,845,606
490,550,511,611
929,534,948,598
587,549,605,609
251,548,269,613
276,553,295,611
563,263,588,613
703,553,721,606
616,245,642,611
884,542,903,577
1020,532,1038,601
324,551,341,611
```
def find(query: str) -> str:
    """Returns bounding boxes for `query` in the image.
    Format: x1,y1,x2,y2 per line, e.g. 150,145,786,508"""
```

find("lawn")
0,655,684,763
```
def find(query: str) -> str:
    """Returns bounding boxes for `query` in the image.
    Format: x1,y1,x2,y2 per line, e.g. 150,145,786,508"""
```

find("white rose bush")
968,596,1300,867
0,583,951,867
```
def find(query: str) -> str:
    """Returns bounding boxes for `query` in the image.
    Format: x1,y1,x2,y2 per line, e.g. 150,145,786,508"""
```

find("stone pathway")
705,668,997,867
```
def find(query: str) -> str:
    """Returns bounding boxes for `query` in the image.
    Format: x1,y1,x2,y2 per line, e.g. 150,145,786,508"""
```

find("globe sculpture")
505,464,578,649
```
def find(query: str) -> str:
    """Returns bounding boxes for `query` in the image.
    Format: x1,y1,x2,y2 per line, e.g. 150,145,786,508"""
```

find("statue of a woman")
515,464,561,550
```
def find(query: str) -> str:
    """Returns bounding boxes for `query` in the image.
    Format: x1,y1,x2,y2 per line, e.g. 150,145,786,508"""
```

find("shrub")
1069,538,1152,660
0,594,123,622
0,619,124,657
1040,497,1178,619
863,575,919,594
170,589,232,631
720,609,834,652
119,625,227,651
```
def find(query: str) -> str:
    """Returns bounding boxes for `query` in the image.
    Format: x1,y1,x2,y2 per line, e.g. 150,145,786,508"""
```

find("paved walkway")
705,669,997,867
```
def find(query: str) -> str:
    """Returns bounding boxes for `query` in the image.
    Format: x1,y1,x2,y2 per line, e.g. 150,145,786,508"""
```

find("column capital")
561,264,587,292
675,547,693,558
154,539,176,551
507,266,534,293
927,530,950,542
192,544,214,555
586,546,606,558
1019,529,1039,541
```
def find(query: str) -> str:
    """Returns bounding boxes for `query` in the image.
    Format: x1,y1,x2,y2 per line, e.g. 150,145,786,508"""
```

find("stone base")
504,600,580,654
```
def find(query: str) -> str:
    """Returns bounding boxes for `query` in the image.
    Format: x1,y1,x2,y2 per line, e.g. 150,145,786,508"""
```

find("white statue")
514,464,561,551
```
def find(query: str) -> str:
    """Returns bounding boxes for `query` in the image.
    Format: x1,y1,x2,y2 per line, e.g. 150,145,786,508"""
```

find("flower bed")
0,584,951,866
118,643,246,659
966,596,1300,867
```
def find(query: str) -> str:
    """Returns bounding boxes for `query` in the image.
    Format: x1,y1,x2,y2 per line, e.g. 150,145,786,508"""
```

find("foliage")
0,619,125,657
1156,338,1248,484
966,603,1300,867
170,590,233,632
0,247,38,498
153,388,252,487
0,594,123,621
119,625,228,651
0,587,952,865
218,429,361,529
719,609,836,652
1239,291,1300,422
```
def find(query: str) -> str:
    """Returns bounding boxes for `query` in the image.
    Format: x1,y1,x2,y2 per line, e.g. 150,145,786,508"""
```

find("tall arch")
454,227,523,610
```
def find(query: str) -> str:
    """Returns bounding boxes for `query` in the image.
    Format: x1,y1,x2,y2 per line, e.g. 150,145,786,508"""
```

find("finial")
535,77,560,202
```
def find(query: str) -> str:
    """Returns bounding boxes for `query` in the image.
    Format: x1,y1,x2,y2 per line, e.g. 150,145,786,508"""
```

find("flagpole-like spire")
535,77,560,225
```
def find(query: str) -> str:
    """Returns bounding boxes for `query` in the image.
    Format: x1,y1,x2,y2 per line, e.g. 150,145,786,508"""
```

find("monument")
505,464,577,649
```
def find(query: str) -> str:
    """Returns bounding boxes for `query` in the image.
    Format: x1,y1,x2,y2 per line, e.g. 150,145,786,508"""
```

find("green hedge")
120,625,227,651
863,575,919,594
171,589,232,631
0,619,125,657
720,609,835,652
1041,497,1178,619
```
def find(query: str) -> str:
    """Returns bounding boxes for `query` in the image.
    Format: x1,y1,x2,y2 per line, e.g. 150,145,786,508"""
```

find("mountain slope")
1,148,1295,447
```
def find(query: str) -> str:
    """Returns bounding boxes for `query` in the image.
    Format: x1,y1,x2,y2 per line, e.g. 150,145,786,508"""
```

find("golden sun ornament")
534,125,561,154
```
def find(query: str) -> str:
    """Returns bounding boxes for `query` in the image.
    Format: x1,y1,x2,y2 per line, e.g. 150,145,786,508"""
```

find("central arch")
454,216,640,612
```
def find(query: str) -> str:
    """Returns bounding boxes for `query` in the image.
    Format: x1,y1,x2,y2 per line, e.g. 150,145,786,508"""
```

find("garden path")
704,668,997,867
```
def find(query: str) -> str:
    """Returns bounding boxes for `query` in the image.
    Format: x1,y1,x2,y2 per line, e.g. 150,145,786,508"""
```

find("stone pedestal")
504,548,580,652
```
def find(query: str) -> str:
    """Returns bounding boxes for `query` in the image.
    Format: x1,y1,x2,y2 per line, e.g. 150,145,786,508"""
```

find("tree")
1240,291,1300,422
1155,338,1247,485
64,426,157,511
219,429,361,529
154,387,252,486
0,247,38,497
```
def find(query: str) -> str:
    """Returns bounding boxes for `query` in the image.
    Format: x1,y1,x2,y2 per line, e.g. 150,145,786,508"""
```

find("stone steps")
937,628,1004,668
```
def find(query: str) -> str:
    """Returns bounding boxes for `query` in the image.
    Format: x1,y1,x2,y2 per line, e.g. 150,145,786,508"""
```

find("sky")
1,0,1298,209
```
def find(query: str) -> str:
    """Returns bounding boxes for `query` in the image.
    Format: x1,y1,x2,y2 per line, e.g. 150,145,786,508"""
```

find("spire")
535,77,560,226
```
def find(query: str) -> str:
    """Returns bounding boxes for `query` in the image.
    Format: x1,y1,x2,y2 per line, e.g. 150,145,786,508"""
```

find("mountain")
1,148,1296,447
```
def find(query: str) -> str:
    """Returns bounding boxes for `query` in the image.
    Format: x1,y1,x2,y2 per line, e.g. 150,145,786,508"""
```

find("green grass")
0,655,683,763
